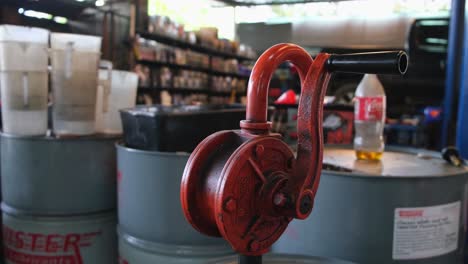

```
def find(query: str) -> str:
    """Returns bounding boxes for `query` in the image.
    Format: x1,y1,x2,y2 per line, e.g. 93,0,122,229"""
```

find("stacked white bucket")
0,25,139,137
50,33,102,135
0,25,137,263
0,25,49,135
49,33,138,136
96,67,139,135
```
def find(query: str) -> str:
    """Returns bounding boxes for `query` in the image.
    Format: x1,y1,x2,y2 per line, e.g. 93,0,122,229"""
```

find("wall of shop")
237,16,413,53
293,16,411,49
237,22,292,53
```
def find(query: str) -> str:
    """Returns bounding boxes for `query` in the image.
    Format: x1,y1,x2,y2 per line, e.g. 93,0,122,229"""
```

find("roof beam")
216,0,344,6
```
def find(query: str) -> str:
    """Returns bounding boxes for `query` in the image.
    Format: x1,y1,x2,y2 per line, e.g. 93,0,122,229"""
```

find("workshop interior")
0,0,467,263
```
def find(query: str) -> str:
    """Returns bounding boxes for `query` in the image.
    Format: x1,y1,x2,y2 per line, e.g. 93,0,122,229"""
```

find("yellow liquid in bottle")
355,150,383,161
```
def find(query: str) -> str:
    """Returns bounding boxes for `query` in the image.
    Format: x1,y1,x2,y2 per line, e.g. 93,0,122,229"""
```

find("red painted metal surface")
244,44,313,127
180,43,332,255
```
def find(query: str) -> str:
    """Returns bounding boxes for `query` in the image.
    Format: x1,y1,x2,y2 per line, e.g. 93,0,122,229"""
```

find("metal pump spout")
326,51,408,75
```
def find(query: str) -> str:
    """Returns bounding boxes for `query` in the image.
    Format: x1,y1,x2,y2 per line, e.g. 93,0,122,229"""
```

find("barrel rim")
116,141,191,157
322,145,468,179
324,167,468,179
262,254,357,264
118,227,233,257
0,132,121,141
1,202,116,220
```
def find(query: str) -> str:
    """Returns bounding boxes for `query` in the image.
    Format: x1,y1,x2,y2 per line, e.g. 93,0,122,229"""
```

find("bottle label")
355,96,385,121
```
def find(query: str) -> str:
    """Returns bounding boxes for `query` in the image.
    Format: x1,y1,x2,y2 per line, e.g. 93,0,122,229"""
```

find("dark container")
120,104,248,152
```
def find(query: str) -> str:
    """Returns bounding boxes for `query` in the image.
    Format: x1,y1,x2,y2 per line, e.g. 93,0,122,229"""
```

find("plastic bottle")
354,74,386,160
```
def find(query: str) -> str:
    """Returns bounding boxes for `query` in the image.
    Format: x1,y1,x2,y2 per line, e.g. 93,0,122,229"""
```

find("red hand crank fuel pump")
181,43,407,257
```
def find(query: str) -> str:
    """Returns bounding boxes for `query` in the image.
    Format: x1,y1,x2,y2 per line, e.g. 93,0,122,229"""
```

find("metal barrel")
1,134,118,215
118,229,354,264
118,229,234,264
253,255,356,264
116,143,233,248
326,51,408,75
272,146,468,264
2,204,117,264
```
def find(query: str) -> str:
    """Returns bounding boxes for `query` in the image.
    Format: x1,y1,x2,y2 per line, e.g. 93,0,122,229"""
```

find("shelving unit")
137,59,250,79
137,86,233,96
137,31,255,61
134,30,255,104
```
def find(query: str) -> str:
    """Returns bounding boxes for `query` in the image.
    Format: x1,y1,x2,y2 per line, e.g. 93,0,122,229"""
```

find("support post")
442,0,465,148
456,1,468,158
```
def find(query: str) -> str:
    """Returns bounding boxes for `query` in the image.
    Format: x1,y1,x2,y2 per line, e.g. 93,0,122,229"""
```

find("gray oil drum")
272,146,468,264
117,143,231,250
118,229,234,264
1,134,118,215
118,230,354,264
2,204,117,263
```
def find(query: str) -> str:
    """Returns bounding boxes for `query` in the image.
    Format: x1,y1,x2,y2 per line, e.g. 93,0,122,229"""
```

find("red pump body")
180,43,332,255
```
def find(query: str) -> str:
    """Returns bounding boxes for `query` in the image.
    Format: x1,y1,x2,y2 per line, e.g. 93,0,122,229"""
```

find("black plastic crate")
120,104,248,152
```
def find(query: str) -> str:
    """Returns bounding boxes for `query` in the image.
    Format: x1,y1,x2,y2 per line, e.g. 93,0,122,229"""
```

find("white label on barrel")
393,201,460,260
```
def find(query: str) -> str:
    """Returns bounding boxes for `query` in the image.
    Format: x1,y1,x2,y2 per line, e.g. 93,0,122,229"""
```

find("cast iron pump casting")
181,43,408,256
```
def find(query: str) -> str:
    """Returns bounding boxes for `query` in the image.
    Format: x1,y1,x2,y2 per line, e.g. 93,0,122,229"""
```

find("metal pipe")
326,51,408,75
239,254,262,264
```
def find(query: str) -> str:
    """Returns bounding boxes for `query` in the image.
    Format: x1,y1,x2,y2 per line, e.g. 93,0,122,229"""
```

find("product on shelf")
159,67,172,88
237,79,247,93
135,38,155,61
187,31,197,44
161,90,172,106
196,27,218,48
134,64,151,87
238,63,252,77
134,39,210,68
172,93,209,105
218,39,237,54
153,41,175,64
150,67,209,90
211,76,247,93
174,71,209,89
186,50,210,68
239,44,257,59
211,57,238,74
210,96,232,105
148,15,186,40
146,17,257,59
136,93,154,105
